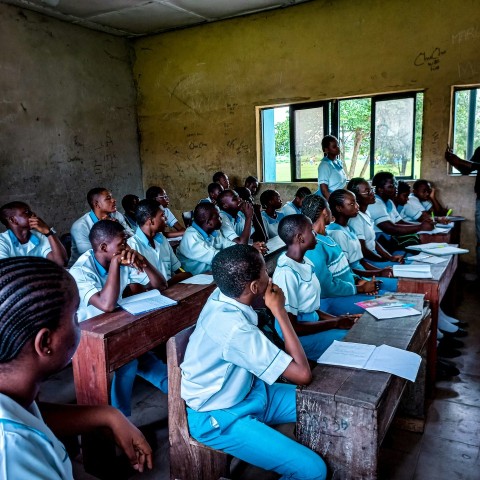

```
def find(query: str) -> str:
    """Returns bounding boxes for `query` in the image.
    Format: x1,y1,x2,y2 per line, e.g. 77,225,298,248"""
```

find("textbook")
118,290,177,315
392,264,433,278
354,296,421,320
407,253,448,265
317,340,421,382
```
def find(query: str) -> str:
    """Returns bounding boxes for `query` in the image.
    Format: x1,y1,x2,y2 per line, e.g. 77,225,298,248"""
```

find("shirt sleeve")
272,267,301,315
167,242,181,272
368,201,390,226
402,197,423,221
348,216,365,240
326,230,349,260
69,266,103,308
38,233,53,258
178,231,219,266
165,209,179,228
220,216,239,242
317,160,332,186
70,220,93,257
223,322,292,385
0,236,11,259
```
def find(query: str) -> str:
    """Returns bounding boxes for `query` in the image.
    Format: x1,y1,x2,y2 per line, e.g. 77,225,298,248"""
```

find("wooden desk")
397,254,458,393
297,294,430,480
72,282,215,478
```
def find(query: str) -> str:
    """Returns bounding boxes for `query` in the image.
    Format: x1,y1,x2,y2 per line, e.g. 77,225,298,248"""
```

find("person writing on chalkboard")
316,135,348,200
69,220,168,416
0,201,67,266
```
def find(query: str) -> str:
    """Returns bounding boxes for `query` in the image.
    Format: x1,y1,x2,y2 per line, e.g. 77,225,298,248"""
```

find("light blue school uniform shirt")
0,230,52,259
367,195,403,234
181,288,292,412
198,197,214,204
260,211,285,239
280,201,301,217
219,211,254,241
326,223,363,265
69,249,149,322
305,233,356,298
317,157,347,194
163,207,179,228
69,210,133,267
176,222,234,275
0,393,73,480
401,194,433,222
127,228,180,281
348,210,377,252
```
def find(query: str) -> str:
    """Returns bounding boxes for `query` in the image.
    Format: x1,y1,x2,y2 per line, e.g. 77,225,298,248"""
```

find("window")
261,92,423,182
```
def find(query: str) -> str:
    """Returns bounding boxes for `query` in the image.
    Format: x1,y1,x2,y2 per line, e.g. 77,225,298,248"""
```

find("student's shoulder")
71,212,91,230
69,250,96,274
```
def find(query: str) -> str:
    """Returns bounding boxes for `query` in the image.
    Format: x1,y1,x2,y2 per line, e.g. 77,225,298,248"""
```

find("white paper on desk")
407,242,449,251
422,246,469,256
317,341,421,382
167,236,183,242
417,227,452,235
266,236,286,253
180,274,214,285
408,254,448,265
393,264,432,278
365,306,422,320
435,222,454,229
118,289,177,315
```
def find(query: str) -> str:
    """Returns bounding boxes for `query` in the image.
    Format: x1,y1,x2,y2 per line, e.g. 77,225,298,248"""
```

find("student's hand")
356,279,379,295
241,201,253,219
113,247,147,272
28,214,50,235
436,216,449,225
390,254,405,264
264,280,286,316
429,187,436,200
378,267,393,278
108,409,153,473
419,219,434,231
334,314,361,329
253,241,268,255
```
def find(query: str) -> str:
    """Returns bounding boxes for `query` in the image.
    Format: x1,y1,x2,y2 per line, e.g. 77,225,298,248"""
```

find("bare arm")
29,216,67,267
320,184,330,200
376,218,433,235
445,147,479,174
233,203,254,245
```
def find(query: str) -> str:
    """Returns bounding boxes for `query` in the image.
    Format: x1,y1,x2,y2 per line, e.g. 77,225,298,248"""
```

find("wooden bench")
296,294,431,480
167,325,231,480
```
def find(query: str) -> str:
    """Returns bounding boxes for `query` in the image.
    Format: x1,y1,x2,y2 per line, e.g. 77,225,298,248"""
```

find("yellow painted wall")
133,0,480,264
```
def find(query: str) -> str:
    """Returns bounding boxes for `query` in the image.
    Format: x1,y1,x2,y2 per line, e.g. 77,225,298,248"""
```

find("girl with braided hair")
0,257,152,478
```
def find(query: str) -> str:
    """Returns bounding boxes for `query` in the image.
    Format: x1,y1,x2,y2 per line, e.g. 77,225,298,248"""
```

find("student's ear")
249,279,261,295
295,232,304,244
34,328,53,358
8,215,17,226
99,241,109,253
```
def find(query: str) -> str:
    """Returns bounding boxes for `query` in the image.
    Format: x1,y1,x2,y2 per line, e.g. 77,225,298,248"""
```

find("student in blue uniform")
127,199,191,286
281,187,312,216
122,194,140,230
316,135,347,199
69,220,168,416
260,189,285,239
401,180,448,223
393,181,411,215
181,244,327,480
177,203,234,274
213,171,230,190
0,257,152,477
244,175,260,197
199,182,223,205
0,201,67,266
272,215,359,361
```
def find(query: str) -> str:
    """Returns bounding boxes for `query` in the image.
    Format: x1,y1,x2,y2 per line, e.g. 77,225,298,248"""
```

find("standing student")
212,171,230,190
69,220,168,416
317,135,347,199
181,244,327,480
127,200,191,287
199,182,223,205
122,194,140,230
145,186,186,238
272,215,359,361
281,187,312,216
347,178,405,267
244,175,260,197
70,187,134,266
0,257,152,477
260,189,285,239
0,201,67,266
176,203,234,274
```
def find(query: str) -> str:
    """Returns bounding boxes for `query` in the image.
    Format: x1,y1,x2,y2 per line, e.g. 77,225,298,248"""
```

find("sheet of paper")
417,227,451,235
167,236,183,242
408,254,448,265
393,264,432,278
266,236,286,253
422,246,469,256
407,242,449,252
180,274,214,285
365,306,421,320
317,340,376,368
118,290,177,315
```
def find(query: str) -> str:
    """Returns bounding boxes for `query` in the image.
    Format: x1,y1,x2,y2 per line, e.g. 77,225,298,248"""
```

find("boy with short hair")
393,181,411,214
145,186,186,238
244,175,260,196
127,199,191,286
199,182,223,204
69,187,133,266
401,179,448,222
272,214,358,361
212,171,230,190
181,244,327,480
0,201,67,266
176,203,234,274
122,194,140,230
281,187,312,216
69,220,168,415
259,189,285,239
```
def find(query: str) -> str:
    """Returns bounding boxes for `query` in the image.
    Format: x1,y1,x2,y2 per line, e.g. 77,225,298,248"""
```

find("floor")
39,277,480,480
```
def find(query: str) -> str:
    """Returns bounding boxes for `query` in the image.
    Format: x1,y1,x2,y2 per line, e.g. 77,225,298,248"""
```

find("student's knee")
296,449,327,480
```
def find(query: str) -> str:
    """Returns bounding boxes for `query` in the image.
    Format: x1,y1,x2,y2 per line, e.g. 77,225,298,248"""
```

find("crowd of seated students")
0,149,471,479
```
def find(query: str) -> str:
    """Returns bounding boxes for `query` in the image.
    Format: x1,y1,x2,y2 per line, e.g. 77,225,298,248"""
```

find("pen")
431,211,435,221
446,208,452,216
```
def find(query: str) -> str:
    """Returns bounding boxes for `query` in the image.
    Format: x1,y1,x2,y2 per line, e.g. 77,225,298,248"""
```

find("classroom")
1,0,479,479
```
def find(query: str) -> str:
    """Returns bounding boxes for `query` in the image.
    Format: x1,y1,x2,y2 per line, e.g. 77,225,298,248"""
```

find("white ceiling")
2,0,311,37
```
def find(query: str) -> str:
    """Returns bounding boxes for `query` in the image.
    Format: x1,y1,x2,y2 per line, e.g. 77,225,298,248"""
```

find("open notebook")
118,290,177,315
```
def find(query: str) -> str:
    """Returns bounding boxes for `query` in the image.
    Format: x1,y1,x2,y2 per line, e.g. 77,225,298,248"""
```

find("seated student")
199,182,223,204
0,257,152,477
70,187,134,267
236,186,268,243
316,135,347,199
122,194,140,230
393,180,411,215
145,186,186,238
327,189,398,289
401,179,448,223
212,171,230,190
217,189,267,254
127,200,191,286
69,220,168,416
177,203,234,274
367,172,434,252
181,244,327,480
281,187,312,216
347,178,405,267
0,202,67,266
272,214,358,361
301,195,383,315
244,175,260,197
260,189,285,239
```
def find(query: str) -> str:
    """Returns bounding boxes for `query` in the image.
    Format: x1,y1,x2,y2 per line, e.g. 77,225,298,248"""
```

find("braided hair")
301,194,328,223
0,257,75,363
328,189,350,215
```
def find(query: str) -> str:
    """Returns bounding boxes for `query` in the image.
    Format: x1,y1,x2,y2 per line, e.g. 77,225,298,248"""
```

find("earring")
46,349,52,355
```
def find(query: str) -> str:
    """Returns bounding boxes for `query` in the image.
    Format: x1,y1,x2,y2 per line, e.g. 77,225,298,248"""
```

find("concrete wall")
0,4,143,235
133,0,480,264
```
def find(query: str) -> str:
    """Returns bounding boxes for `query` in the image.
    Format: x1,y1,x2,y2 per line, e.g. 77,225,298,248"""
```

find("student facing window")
261,92,424,183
